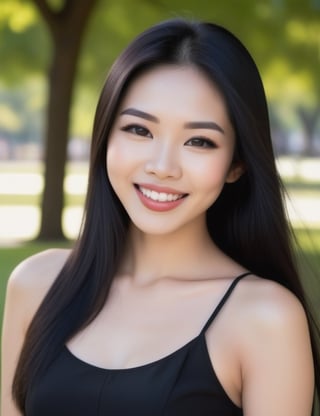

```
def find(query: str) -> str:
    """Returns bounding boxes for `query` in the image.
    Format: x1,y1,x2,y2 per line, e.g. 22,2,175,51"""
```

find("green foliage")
0,0,37,31
69,0,320,139
0,0,319,140
0,1,50,81
46,0,65,12
0,79,45,142
1,0,319,88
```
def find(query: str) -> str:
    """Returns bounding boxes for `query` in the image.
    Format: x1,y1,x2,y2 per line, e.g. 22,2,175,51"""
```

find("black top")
26,272,251,416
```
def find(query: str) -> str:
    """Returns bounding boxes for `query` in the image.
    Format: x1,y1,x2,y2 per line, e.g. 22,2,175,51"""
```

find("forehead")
118,65,230,125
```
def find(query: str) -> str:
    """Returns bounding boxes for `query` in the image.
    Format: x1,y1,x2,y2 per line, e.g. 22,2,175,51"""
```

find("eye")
121,124,152,138
185,137,217,148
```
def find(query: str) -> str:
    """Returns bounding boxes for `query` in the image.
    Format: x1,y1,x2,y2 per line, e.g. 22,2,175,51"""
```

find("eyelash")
185,137,217,148
121,124,152,137
121,124,217,148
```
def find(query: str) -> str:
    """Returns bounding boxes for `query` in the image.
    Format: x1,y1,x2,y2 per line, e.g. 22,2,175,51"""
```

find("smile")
134,184,187,212
138,185,185,202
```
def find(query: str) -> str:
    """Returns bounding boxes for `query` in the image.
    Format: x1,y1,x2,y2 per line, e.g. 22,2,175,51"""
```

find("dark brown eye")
185,137,217,148
122,124,152,138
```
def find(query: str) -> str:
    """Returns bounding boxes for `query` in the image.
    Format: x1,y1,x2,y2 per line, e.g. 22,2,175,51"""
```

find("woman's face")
107,65,242,236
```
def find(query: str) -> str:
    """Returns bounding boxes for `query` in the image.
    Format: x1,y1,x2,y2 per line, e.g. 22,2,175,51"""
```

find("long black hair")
13,18,320,412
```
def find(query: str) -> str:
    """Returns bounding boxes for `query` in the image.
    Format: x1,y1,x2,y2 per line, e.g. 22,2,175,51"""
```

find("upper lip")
135,183,187,195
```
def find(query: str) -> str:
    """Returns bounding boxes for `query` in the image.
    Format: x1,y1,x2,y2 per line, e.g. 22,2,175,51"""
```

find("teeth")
139,186,184,202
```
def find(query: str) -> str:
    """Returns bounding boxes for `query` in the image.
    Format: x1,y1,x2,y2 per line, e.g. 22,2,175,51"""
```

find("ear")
225,161,245,183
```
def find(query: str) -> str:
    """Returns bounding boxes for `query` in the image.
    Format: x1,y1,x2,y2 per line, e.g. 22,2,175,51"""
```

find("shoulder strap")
200,272,252,334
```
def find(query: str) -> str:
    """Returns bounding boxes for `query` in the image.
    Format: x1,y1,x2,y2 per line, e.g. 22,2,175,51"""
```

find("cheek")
106,146,125,193
106,145,117,183
189,155,233,192
106,138,131,180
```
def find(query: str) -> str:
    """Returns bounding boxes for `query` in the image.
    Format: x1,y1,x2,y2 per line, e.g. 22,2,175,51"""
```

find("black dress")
26,272,251,415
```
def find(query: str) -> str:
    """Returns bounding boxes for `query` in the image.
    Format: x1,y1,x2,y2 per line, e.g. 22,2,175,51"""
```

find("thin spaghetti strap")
200,272,252,334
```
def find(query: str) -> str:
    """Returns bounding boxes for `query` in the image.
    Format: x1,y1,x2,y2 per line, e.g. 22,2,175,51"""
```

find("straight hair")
13,18,320,412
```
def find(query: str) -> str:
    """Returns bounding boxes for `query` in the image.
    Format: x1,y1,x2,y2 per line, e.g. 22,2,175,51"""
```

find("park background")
0,0,319,340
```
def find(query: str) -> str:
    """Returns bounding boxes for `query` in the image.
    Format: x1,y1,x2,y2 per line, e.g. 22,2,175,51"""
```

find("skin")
1,65,314,416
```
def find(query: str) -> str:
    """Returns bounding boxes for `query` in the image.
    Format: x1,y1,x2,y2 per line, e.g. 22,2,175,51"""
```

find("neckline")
63,272,250,373
62,333,242,410
63,332,201,373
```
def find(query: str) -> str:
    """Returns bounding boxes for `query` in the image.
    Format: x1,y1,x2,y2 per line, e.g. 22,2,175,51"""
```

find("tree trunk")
35,0,97,240
296,105,320,156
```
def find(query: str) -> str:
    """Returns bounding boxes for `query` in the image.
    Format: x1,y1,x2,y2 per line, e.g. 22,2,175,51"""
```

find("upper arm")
1,268,26,416
240,282,314,416
1,249,70,416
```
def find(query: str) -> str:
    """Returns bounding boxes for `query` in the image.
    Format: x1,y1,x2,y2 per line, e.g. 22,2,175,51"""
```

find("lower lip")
135,187,186,212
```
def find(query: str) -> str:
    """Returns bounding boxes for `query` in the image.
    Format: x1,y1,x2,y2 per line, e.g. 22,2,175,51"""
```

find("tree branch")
64,0,99,26
32,0,57,33
33,0,98,42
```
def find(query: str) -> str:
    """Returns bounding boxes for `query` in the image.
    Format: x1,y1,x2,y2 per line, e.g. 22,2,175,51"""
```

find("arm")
1,249,71,416
240,282,314,416
1,268,25,416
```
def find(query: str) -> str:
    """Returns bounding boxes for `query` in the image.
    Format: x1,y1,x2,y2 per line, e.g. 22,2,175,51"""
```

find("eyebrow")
120,107,225,134
120,108,159,123
184,121,225,134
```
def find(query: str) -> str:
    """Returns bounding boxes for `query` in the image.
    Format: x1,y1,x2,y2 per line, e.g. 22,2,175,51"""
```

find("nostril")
144,158,182,179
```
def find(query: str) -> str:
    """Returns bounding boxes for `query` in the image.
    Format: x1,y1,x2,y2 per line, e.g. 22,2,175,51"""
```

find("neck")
119,218,228,286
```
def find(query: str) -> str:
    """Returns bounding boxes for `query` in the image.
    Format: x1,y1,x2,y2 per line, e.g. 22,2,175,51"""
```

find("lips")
134,183,188,211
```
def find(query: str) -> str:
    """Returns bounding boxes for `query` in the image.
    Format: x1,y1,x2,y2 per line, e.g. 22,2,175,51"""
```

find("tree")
32,0,98,240
0,0,319,239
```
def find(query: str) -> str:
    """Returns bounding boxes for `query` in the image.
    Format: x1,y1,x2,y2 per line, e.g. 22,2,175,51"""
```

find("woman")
2,18,318,415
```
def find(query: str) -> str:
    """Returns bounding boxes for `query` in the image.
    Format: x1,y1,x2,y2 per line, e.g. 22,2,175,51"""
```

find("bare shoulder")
1,248,72,415
235,275,308,331
7,248,71,321
233,276,314,415
229,277,314,415
8,248,71,290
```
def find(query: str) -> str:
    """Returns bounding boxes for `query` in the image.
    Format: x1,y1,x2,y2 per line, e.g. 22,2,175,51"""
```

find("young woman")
2,18,319,416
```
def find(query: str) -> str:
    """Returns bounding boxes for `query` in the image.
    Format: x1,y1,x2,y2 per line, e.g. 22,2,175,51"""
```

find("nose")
144,141,182,179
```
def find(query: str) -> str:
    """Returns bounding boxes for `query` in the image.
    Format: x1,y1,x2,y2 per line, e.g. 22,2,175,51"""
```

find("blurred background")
0,0,319,311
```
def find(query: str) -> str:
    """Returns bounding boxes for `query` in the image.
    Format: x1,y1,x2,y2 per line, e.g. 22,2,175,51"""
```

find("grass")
1,193,85,206
294,228,320,308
